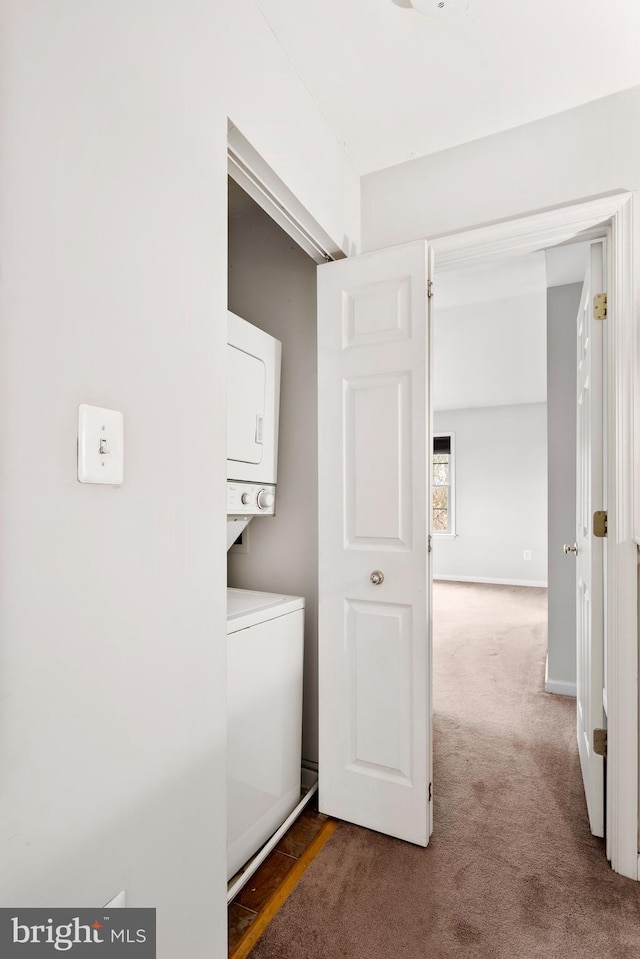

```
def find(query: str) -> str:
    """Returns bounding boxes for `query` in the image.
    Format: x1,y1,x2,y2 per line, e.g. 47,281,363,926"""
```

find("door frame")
431,190,637,879
225,129,638,878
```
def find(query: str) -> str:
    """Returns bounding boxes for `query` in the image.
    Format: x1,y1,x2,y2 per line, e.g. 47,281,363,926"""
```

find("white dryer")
226,587,304,880
227,311,282,550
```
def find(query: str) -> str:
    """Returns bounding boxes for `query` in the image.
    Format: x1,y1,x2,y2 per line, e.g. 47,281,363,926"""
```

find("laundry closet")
225,176,320,889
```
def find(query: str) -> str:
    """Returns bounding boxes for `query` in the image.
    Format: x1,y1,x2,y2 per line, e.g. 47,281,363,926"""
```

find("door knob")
370,570,385,585
563,543,578,555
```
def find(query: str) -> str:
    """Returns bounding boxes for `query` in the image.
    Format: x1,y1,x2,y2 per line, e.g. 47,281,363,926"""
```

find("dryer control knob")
257,489,274,510
241,492,252,505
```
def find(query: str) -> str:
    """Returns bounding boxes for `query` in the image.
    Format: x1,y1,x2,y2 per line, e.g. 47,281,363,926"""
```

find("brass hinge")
427,280,434,299
593,292,607,320
593,510,608,538
593,728,607,757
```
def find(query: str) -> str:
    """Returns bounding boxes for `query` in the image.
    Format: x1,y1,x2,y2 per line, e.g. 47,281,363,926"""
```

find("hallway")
248,582,640,958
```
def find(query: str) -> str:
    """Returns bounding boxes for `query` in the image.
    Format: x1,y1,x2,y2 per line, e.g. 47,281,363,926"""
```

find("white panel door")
317,240,432,846
574,240,605,837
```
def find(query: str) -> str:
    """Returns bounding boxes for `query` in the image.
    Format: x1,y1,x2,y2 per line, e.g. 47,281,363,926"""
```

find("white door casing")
575,241,605,838
431,192,636,879
317,240,433,845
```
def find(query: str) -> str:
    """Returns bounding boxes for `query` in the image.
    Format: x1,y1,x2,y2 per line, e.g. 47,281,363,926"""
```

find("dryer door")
227,311,281,484
227,344,266,467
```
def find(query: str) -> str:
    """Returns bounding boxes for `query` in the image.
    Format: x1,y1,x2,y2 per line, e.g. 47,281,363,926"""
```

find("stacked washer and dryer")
226,310,305,882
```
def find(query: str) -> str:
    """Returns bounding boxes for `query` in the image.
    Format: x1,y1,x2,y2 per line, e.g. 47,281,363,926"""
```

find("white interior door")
317,240,433,845
574,240,605,837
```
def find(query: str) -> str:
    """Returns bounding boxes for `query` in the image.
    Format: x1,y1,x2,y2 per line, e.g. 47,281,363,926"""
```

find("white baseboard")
544,678,577,697
543,655,576,697
433,574,548,588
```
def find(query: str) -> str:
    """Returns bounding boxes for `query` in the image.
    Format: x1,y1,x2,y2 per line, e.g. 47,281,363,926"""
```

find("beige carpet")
249,582,640,958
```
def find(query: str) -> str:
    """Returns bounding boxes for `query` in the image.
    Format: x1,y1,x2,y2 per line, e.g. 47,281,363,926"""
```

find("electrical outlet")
523,550,532,561
229,523,249,554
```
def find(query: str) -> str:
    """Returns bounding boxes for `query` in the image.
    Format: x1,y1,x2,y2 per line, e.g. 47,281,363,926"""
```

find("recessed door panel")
578,380,591,538
345,373,411,548
343,276,411,348
346,600,412,782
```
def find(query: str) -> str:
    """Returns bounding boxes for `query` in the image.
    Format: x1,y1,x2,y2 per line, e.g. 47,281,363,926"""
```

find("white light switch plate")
78,404,124,485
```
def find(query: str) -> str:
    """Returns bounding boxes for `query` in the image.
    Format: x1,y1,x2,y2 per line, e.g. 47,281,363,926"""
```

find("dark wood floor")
228,802,335,958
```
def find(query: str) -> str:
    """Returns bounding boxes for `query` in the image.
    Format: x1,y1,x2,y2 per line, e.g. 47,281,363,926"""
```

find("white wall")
361,84,640,252
434,289,546,411
433,405,548,586
0,3,359,956
227,195,320,765
546,283,582,693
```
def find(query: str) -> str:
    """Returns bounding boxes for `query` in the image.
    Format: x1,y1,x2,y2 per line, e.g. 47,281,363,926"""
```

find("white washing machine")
226,587,305,880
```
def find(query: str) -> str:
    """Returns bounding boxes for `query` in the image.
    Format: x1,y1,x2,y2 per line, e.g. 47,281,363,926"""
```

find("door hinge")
427,280,434,299
593,510,608,538
593,728,607,757
428,534,432,553
429,782,432,802
593,292,607,320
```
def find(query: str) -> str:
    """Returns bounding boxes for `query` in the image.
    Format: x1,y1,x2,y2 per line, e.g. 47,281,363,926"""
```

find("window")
433,433,455,535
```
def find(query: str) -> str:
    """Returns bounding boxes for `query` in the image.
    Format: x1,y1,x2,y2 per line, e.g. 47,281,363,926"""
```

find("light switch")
78,404,124,485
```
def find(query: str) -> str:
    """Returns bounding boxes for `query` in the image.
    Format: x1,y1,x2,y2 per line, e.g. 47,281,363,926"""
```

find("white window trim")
433,431,456,537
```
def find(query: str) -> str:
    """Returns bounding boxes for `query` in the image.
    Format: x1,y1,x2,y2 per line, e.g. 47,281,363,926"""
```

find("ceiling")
436,251,547,309
545,242,590,288
254,0,640,174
